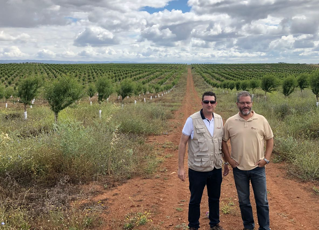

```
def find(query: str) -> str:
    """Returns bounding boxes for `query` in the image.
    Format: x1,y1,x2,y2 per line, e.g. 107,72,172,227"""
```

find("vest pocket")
198,138,209,152
214,138,222,154
193,156,211,167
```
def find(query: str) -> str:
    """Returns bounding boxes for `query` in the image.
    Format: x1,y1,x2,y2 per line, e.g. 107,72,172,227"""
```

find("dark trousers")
233,167,270,230
188,168,222,229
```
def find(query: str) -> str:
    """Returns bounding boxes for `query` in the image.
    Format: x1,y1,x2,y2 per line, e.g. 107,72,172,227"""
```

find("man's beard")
240,107,251,116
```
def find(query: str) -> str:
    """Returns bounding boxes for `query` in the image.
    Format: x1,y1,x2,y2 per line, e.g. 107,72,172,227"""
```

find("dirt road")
92,67,319,230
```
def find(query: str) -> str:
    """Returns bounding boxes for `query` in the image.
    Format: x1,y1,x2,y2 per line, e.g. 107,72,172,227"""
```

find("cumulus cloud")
0,31,30,42
37,49,56,59
0,46,27,58
1,0,319,63
74,27,119,47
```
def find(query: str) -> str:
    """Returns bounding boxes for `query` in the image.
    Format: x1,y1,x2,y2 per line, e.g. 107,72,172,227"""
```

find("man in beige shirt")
222,91,273,230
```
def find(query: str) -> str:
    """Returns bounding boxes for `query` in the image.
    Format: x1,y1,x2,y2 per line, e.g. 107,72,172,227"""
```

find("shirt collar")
200,109,214,120
236,110,257,121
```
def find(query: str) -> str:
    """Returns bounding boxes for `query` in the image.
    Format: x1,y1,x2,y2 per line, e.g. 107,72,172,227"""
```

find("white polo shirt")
182,109,222,139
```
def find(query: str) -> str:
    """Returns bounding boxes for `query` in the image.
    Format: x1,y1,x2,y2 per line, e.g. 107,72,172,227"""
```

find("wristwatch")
224,162,229,165
264,158,270,164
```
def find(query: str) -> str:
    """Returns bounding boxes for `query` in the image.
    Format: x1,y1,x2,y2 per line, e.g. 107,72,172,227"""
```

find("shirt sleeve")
263,118,274,140
222,120,229,141
182,117,193,137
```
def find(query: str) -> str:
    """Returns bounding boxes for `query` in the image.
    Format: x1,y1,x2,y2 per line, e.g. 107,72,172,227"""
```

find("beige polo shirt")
223,111,273,170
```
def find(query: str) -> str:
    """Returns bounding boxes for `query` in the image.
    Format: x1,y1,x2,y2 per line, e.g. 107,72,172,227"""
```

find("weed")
313,186,319,194
123,211,152,230
176,207,183,212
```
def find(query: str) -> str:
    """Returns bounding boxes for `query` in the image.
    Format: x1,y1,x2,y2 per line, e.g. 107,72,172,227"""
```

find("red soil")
82,67,319,230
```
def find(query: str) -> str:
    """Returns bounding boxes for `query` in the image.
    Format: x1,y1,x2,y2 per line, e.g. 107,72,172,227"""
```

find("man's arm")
222,140,239,168
178,134,190,181
257,138,274,167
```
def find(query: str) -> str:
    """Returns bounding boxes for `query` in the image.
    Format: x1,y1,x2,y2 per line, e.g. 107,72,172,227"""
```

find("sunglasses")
203,100,216,104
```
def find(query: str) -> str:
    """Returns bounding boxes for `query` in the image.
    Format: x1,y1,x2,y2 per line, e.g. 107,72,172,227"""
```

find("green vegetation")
1,62,319,229
193,65,319,181
44,76,83,123
282,76,297,97
310,70,319,102
0,63,186,229
17,76,41,118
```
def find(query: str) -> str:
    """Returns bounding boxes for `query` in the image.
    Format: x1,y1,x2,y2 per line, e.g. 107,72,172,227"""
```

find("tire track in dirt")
83,66,319,230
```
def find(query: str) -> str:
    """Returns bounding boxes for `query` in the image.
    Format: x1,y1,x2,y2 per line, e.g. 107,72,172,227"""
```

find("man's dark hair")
202,91,216,101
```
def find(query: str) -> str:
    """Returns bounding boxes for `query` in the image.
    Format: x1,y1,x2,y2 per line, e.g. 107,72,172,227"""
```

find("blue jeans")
233,167,270,230
188,168,222,229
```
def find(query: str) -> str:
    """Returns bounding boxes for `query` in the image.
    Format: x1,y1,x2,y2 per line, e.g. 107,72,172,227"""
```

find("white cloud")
0,0,319,63
0,46,27,58
0,31,30,42
37,49,56,59
74,27,119,47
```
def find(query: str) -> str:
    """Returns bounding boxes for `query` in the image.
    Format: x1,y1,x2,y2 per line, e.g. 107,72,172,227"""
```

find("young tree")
17,76,41,119
297,73,309,93
95,77,113,104
4,87,14,108
282,76,297,97
310,71,319,103
261,75,278,97
240,80,249,91
0,85,4,104
44,76,83,123
134,82,143,96
116,79,135,102
235,81,241,91
87,83,96,105
249,79,260,94
228,81,235,91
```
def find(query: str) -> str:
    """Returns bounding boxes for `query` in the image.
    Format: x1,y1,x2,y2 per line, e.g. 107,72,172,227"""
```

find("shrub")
95,77,113,104
282,76,297,97
310,71,319,102
261,74,278,97
116,79,135,101
297,73,309,93
44,76,83,123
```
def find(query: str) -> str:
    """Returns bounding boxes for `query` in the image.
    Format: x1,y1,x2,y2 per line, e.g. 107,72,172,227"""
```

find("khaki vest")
188,111,223,172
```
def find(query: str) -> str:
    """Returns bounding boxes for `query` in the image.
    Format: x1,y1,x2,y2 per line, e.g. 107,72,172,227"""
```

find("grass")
192,71,319,181
0,75,187,229
123,211,152,230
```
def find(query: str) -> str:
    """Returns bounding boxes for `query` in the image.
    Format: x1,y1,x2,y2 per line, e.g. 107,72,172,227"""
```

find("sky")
1,0,319,64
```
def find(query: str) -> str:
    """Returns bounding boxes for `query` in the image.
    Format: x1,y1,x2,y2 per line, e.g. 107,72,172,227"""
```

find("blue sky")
142,0,191,14
1,0,319,63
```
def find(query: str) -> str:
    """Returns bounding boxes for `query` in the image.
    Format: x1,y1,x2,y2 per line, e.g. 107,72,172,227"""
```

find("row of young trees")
199,69,319,102
1,71,181,123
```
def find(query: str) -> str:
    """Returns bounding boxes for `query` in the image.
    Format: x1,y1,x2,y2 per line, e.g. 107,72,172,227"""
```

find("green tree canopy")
297,73,309,93
17,76,41,112
310,71,319,102
261,74,278,96
116,79,135,101
249,79,260,93
235,81,241,91
134,82,143,96
282,76,297,97
95,77,113,104
4,87,14,102
228,81,235,91
44,76,83,123
0,85,5,101
240,80,249,91
87,83,96,98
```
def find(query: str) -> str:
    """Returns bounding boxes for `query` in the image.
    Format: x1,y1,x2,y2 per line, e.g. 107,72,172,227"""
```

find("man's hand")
178,168,185,181
229,158,239,168
256,159,267,167
223,164,229,176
